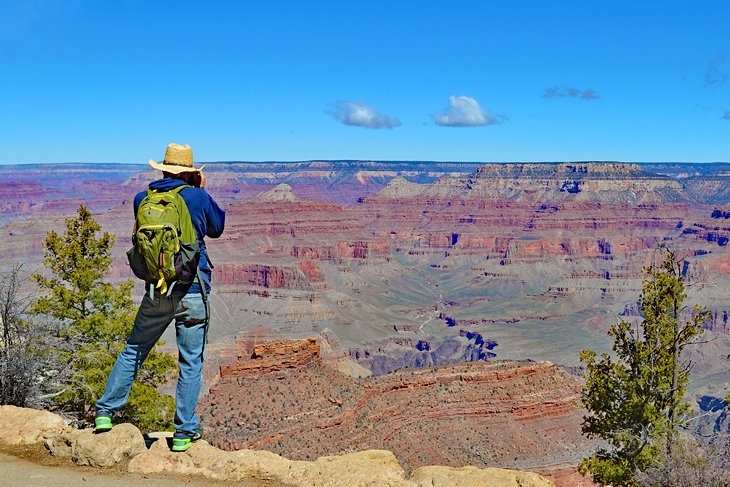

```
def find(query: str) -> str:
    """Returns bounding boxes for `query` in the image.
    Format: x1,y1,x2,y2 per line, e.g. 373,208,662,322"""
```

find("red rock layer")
200,343,594,476
215,263,314,289
220,337,321,376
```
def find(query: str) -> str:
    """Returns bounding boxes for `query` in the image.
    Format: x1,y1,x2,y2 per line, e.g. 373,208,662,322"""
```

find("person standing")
95,143,225,452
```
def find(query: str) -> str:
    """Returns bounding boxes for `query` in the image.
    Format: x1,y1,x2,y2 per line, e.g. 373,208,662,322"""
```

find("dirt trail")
0,451,278,487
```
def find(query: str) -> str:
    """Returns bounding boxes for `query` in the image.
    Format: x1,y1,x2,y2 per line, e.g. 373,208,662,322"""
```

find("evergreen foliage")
579,248,710,486
31,205,176,430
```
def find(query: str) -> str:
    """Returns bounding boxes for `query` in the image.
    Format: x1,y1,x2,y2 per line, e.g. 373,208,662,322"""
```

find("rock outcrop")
680,206,730,248
220,337,321,375
216,263,315,290
45,423,147,467
0,405,66,446
0,406,556,487
201,344,592,476
253,183,302,202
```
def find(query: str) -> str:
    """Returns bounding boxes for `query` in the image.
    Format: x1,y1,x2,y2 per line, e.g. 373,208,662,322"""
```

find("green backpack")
126,185,200,294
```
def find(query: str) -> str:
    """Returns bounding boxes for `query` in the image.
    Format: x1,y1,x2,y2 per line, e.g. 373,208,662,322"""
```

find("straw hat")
148,143,205,173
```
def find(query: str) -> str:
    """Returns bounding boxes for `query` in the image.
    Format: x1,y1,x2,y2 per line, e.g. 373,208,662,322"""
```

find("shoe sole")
95,416,112,433
171,438,192,452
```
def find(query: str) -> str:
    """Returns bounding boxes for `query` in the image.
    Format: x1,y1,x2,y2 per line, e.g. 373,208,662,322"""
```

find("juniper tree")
579,248,709,486
31,205,176,430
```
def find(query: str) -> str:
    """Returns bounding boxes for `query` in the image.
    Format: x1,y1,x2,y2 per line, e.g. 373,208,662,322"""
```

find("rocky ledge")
0,405,555,487
220,337,321,375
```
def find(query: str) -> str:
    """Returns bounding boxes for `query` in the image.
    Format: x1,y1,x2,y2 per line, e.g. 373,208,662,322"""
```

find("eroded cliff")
200,338,594,482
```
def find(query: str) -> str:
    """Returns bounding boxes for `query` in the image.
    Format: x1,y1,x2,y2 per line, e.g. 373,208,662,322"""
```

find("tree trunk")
667,291,680,458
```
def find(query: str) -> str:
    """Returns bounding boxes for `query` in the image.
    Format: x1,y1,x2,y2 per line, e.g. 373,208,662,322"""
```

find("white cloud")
433,96,498,127
329,101,401,129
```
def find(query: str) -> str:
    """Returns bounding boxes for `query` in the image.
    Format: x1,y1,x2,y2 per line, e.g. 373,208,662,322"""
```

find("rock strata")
371,162,689,204
202,348,591,475
220,337,321,376
7,162,727,380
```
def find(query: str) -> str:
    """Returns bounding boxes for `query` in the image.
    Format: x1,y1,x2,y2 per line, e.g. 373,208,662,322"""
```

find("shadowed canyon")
2,160,730,486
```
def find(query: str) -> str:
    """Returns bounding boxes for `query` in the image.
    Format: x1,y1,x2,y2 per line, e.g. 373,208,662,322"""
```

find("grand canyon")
2,160,730,485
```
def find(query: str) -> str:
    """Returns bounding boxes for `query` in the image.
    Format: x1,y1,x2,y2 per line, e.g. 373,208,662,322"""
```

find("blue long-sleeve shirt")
134,177,225,294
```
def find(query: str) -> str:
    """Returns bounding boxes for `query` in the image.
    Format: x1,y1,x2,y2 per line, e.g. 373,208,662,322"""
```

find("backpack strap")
196,268,211,355
171,184,191,194
200,242,215,269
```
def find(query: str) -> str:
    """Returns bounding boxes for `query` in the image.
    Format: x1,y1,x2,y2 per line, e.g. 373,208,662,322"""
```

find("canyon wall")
200,337,594,486
3,160,728,394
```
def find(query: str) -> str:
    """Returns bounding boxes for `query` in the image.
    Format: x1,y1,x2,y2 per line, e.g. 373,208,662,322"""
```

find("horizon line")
2,160,730,167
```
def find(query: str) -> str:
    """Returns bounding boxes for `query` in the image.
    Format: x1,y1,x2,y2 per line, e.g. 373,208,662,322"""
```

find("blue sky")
1,0,729,164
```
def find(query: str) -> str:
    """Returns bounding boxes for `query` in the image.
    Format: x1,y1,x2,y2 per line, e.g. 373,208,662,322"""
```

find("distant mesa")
473,162,646,178
373,176,427,199
252,183,302,202
471,162,689,203
368,162,690,204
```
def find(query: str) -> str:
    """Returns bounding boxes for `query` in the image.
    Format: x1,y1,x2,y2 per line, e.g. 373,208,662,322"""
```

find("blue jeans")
96,290,208,434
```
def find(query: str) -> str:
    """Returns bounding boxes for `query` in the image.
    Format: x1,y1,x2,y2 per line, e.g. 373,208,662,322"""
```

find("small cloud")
580,89,601,100
722,111,730,121
329,101,401,129
433,95,499,127
706,54,728,85
543,86,601,100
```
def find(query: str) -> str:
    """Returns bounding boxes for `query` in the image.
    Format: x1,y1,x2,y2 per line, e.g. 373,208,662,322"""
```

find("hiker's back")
131,178,225,295
127,184,200,293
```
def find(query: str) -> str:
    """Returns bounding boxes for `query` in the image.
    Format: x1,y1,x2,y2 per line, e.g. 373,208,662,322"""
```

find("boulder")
0,405,66,445
44,428,83,459
410,465,556,487
46,423,146,467
293,450,410,487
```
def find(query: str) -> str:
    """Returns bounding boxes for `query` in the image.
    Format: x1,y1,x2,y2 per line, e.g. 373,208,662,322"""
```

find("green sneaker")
171,425,203,452
94,411,113,433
